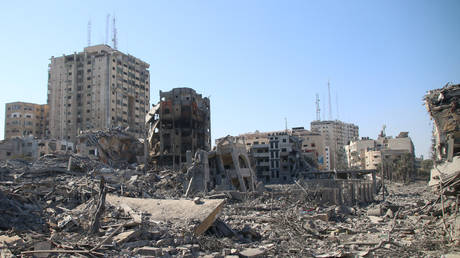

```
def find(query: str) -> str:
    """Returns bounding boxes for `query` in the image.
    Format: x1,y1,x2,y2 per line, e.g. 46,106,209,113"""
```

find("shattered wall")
425,83,460,187
146,88,211,169
184,136,258,196
76,128,144,168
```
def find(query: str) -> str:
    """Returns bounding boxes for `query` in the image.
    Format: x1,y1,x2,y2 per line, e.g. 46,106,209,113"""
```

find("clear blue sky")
1,1,459,158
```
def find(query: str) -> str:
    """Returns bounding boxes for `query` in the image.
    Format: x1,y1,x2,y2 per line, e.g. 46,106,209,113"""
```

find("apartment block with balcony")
47,44,150,142
311,120,359,170
4,102,48,139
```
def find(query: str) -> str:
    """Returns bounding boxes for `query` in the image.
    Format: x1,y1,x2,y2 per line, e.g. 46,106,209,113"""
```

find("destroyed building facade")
47,45,150,142
185,136,258,195
0,136,74,160
4,102,49,139
425,83,460,187
146,88,211,169
238,129,316,184
310,120,359,170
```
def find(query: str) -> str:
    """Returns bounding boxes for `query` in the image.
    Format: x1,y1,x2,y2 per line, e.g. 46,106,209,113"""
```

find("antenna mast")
336,92,339,120
328,80,332,120
87,20,91,46
315,93,321,121
105,14,110,45
112,16,118,50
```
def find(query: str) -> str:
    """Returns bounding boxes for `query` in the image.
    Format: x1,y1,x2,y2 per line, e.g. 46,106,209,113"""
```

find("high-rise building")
311,120,359,170
4,102,48,139
47,45,150,142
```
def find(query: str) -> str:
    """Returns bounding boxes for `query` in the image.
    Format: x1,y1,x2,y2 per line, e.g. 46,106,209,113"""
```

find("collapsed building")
0,136,74,161
185,136,258,196
76,128,144,168
238,130,316,184
425,83,460,188
146,88,211,169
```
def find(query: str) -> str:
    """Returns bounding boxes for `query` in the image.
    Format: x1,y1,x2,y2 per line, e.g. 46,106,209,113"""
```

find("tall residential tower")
47,45,150,142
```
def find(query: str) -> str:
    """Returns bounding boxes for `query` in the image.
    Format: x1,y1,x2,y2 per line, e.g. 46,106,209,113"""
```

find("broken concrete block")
385,208,394,218
239,248,265,258
193,197,202,204
113,230,140,245
367,207,382,216
136,247,163,256
33,241,52,258
0,235,23,246
368,216,384,223
106,195,225,235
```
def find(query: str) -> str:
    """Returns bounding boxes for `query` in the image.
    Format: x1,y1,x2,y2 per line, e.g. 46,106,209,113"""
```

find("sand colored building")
4,102,48,139
47,45,150,142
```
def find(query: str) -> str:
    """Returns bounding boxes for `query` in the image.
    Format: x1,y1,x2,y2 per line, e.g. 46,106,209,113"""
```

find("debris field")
0,153,458,257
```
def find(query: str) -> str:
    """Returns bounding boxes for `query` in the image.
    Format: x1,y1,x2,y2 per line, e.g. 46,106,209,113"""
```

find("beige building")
365,150,381,170
47,45,150,142
291,127,326,170
4,102,48,139
345,137,376,169
346,131,415,171
311,120,359,170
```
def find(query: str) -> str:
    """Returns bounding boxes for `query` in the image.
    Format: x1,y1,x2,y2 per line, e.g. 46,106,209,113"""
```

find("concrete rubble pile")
0,149,456,257
1,98,458,257
76,127,145,169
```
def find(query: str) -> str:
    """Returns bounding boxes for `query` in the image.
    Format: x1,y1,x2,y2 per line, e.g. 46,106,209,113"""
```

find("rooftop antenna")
336,92,340,120
87,19,91,46
315,93,321,121
105,14,110,45
112,15,118,50
328,80,332,120
322,94,326,121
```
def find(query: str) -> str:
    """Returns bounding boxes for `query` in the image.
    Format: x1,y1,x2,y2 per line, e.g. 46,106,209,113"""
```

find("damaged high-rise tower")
146,88,211,168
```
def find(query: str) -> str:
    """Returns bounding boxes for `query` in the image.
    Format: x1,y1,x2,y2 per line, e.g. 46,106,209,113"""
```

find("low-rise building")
4,102,48,139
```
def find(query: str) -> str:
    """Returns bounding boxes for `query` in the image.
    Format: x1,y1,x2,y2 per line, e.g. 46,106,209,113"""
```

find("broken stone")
385,208,394,218
239,248,265,258
113,230,140,245
136,247,163,256
0,235,23,246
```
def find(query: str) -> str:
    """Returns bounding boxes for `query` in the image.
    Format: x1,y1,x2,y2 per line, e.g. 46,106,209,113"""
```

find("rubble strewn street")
0,152,458,257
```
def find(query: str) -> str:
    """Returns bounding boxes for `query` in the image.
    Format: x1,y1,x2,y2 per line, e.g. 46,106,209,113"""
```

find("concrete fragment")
367,207,382,216
385,208,394,218
107,194,225,235
136,247,163,256
368,216,384,223
33,241,52,258
239,248,265,258
113,230,140,245
193,197,202,204
0,235,23,246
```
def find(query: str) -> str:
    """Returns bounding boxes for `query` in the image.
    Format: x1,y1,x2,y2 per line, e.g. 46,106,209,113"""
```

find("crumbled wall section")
425,83,460,186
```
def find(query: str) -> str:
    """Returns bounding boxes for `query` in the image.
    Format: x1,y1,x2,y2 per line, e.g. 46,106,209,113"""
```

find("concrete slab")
106,194,225,235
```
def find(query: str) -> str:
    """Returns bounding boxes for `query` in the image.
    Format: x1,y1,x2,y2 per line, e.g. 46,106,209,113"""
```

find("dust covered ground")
0,156,458,257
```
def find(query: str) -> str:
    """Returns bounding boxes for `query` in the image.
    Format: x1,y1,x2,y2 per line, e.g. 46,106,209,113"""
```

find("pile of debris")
76,127,145,168
0,150,457,256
